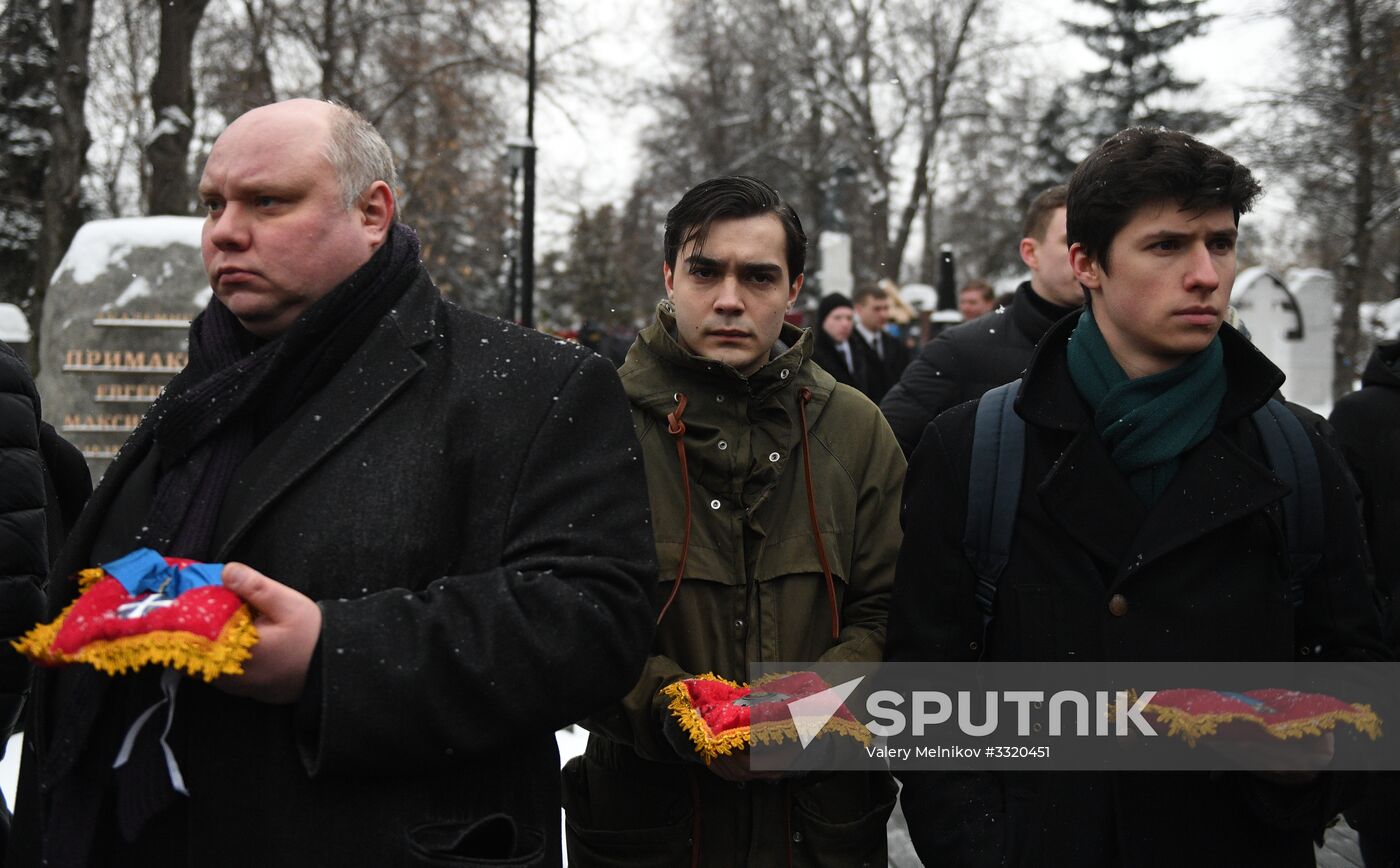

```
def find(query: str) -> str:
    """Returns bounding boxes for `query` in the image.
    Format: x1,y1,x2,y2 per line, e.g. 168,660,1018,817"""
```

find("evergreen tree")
1071,0,1225,143
1025,84,1081,195
553,205,630,326
0,1,56,315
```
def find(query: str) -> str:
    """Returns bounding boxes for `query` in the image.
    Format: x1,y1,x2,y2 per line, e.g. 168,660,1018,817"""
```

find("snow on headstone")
36,217,206,479
1232,267,1293,367
0,303,29,345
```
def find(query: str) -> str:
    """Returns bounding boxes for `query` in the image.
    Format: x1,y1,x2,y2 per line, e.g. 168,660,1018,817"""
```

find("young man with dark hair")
881,183,1082,456
564,176,904,867
887,128,1387,867
851,284,910,402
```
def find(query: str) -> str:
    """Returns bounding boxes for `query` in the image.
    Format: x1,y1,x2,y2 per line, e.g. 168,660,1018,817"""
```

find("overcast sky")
524,0,1292,247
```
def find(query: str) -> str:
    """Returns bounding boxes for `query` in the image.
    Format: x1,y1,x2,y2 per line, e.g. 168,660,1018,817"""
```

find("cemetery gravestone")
1232,266,1337,413
1285,268,1338,408
35,217,207,480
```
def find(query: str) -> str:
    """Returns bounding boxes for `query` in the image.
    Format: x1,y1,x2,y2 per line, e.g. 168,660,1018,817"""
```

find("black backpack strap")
964,380,1026,626
1251,399,1324,607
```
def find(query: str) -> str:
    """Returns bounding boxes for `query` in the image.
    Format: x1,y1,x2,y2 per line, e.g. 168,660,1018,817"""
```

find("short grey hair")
322,102,400,218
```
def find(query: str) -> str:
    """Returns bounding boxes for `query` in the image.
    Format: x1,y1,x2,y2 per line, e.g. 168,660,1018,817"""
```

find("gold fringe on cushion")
13,568,139,665
660,672,873,764
661,673,751,764
76,567,106,591
1125,689,1383,748
12,601,259,682
750,715,874,749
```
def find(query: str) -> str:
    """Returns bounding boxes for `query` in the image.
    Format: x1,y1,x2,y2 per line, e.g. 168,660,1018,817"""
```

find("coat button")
792,831,803,843
734,618,746,634
715,394,725,403
717,440,728,451
780,369,790,379
1108,594,1128,617
769,451,781,462
710,499,721,510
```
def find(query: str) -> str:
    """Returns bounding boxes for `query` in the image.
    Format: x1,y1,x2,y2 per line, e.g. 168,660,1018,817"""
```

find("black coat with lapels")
886,315,1390,868
12,270,658,868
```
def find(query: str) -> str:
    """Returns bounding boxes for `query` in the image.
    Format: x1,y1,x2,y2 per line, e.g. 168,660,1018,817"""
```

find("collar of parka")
619,299,838,521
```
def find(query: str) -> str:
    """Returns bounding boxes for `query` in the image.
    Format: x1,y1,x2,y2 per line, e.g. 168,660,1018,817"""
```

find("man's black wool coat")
886,315,1389,868
12,272,657,868
880,281,1077,457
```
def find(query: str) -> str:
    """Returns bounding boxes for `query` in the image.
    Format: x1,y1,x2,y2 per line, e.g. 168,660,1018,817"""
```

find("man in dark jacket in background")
1331,339,1400,643
851,284,909,403
880,184,1082,456
1331,338,1400,867
811,291,865,391
12,99,656,868
887,128,1388,867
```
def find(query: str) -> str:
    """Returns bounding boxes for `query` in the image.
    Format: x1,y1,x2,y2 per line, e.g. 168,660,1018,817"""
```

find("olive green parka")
563,303,905,867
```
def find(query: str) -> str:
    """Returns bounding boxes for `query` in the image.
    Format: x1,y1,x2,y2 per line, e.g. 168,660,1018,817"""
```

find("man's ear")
788,273,803,307
1069,243,1101,291
663,262,675,299
1019,237,1038,270
359,180,395,247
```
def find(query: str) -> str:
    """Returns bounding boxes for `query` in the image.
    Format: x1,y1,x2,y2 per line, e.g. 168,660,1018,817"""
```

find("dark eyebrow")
684,254,721,269
1139,227,1238,243
742,263,783,276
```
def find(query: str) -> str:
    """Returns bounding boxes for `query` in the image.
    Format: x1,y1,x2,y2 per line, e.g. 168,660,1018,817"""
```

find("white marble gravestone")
1285,269,1338,408
818,231,854,298
1231,266,1335,412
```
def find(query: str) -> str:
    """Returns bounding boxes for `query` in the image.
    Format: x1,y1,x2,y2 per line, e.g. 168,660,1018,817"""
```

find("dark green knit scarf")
1066,309,1227,505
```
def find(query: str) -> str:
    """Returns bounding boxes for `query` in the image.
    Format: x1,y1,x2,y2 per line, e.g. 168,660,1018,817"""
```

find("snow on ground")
52,216,202,285
1,733,20,809
556,726,588,865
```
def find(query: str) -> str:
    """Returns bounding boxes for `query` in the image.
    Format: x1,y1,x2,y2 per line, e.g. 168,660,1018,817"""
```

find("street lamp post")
521,0,538,329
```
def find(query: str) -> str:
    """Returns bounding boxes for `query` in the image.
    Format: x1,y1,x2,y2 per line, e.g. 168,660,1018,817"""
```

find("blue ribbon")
103,548,225,597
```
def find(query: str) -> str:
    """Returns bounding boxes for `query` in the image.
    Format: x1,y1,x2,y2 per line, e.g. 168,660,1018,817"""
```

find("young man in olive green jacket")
563,177,905,867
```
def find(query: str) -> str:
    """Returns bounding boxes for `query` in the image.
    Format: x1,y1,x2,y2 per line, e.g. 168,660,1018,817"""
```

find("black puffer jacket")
0,342,50,735
879,282,1078,456
1331,340,1400,868
1330,340,1400,646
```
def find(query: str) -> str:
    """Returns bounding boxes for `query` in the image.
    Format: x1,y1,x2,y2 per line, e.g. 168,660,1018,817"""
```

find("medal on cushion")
13,547,259,681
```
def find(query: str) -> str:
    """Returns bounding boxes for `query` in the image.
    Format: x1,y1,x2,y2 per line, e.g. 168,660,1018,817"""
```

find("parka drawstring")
799,387,841,641
658,388,839,643
658,393,691,626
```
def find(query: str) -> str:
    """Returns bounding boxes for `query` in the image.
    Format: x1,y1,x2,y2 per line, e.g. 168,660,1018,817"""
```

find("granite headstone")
35,217,208,479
